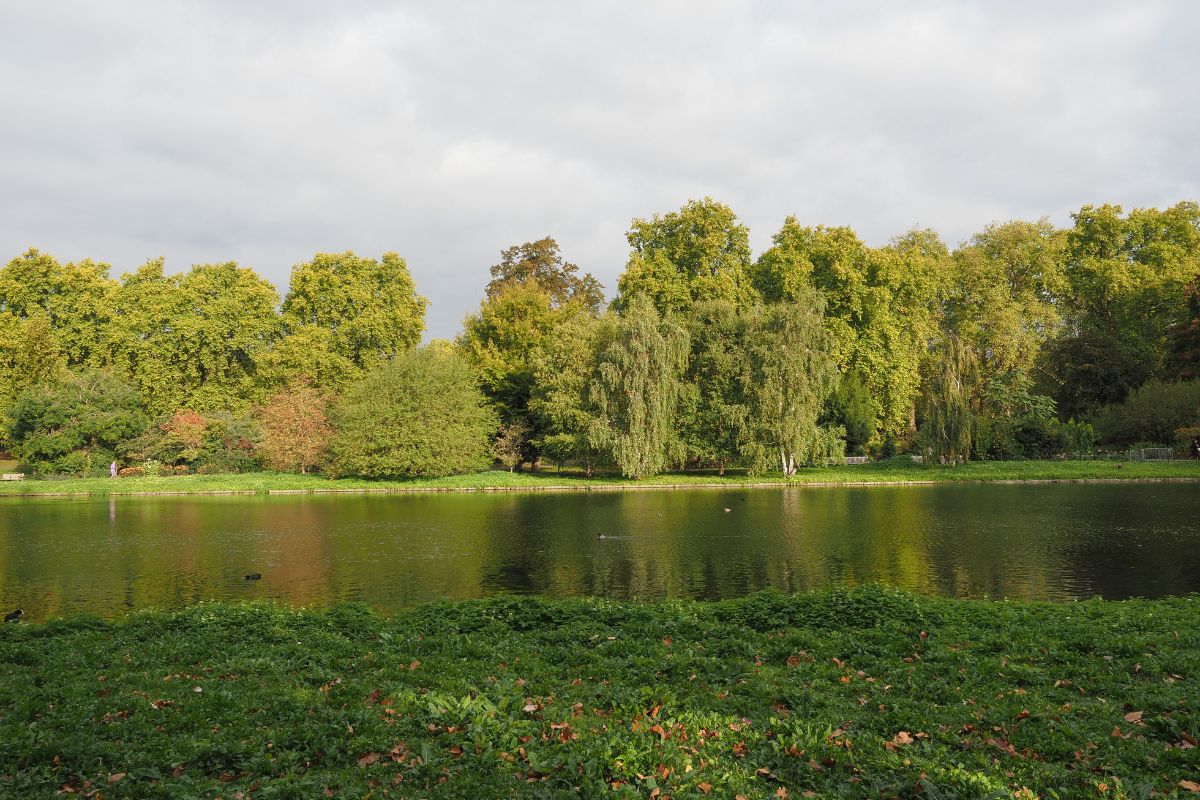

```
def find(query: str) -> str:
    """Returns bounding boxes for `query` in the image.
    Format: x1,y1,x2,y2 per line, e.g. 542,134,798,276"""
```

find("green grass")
1,458,1199,497
1,588,1197,798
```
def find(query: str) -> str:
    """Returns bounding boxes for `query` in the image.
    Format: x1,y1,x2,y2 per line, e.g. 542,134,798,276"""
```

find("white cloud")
1,1,1197,337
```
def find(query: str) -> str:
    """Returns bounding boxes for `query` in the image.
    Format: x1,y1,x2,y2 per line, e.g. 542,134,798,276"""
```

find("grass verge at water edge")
3,459,1200,497
1,588,1197,797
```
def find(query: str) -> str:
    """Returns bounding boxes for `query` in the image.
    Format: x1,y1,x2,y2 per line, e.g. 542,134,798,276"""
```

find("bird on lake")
244,573,262,581
724,507,732,512
4,609,22,623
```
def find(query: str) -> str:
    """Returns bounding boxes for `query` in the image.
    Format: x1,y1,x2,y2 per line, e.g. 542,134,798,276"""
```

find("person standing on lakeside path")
110,461,118,478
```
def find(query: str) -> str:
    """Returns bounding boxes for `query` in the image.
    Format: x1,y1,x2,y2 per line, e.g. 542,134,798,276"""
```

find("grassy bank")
2,459,1200,497
1,589,1197,797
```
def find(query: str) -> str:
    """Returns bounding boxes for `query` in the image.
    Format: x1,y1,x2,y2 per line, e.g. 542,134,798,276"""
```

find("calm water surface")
2,483,1199,621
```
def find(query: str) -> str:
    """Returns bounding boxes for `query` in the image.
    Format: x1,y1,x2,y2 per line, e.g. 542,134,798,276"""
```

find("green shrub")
329,346,499,478
1093,379,1200,444
5,370,148,476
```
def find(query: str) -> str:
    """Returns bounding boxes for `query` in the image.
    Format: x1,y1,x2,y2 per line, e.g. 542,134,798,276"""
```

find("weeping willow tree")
743,296,841,476
920,335,977,463
589,295,689,479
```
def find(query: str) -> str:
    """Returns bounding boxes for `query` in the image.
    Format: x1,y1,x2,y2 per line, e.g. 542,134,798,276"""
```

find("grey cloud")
1,1,1197,337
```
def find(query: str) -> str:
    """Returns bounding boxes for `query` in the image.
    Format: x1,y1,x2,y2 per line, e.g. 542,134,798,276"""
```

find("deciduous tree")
616,199,757,315
108,260,281,414
920,336,976,464
258,383,333,474
589,295,689,479
678,300,751,474
742,297,840,475
0,248,116,367
486,237,604,311
527,311,615,474
282,251,428,369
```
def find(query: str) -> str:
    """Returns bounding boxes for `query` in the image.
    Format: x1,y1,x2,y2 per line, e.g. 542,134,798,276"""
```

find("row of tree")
460,201,1200,470
3,198,1199,477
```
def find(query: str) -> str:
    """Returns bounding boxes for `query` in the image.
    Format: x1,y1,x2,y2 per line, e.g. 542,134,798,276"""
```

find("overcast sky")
2,2,1197,338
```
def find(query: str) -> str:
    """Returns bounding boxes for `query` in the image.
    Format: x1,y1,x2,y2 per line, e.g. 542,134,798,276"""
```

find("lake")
1,483,1198,621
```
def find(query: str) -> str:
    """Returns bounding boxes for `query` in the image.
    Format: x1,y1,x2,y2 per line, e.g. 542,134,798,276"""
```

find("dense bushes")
328,347,498,478
7,370,148,476
1093,379,1200,444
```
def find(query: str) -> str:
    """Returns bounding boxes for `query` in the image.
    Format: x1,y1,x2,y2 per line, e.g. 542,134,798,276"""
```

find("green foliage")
7,370,148,475
920,336,976,463
947,219,1067,377
0,311,64,446
195,411,261,473
590,296,689,479
3,589,1198,797
1093,379,1200,444
616,198,757,315
108,260,282,415
255,324,360,391
527,311,615,472
822,370,878,454
6,195,1200,473
971,371,1069,460
1059,418,1098,455
0,248,116,368
742,297,841,474
329,347,499,478
1063,202,1200,377
754,222,944,438
1167,274,1200,381
458,282,561,421
1038,330,1151,421
678,300,751,472
282,251,428,370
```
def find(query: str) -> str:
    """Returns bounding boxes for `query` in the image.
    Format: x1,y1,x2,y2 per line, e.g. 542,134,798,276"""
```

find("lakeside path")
3,460,1200,497
1,588,1197,797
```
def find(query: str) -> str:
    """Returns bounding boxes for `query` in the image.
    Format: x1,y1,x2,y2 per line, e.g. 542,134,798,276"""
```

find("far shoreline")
2,459,1200,498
